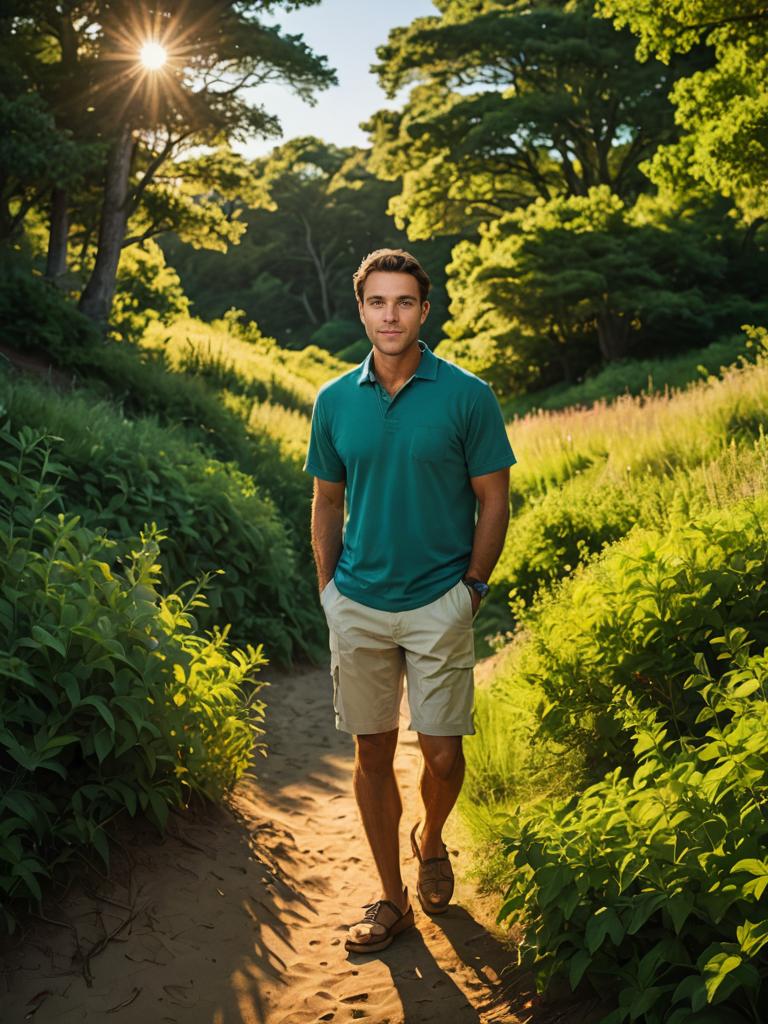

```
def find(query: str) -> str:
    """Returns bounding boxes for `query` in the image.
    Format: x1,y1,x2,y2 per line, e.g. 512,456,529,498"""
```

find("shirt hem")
303,462,345,482
334,576,465,613
467,455,517,478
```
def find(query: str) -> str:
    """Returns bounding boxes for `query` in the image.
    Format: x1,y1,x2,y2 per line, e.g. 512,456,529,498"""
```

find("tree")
365,0,694,240
0,14,97,251
597,1,768,229
441,187,768,391
162,139,454,350
6,1,336,329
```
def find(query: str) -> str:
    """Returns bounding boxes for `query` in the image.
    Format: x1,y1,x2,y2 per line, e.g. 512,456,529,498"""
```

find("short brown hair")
353,248,431,304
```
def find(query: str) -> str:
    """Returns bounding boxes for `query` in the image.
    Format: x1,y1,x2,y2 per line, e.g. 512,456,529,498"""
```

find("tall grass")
468,340,768,907
143,316,348,416
500,332,752,418
505,355,768,507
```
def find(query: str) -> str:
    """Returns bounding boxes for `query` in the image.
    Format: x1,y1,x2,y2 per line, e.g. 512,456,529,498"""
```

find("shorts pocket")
410,426,448,463
320,577,336,610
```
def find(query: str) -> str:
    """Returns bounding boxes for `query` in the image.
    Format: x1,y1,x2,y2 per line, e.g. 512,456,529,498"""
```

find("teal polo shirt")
303,340,516,611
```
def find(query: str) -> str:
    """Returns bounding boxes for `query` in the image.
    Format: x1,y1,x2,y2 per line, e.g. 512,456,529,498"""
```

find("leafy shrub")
0,258,98,359
335,338,371,363
0,375,325,666
490,432,768,638
0,424,266,933
36,337,314,550
499,642,768,1023
491,472,645,618
508,494,768,769
309,317,363,355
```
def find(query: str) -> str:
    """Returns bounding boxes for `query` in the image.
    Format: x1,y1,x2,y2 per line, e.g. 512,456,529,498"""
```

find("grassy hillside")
0,294,347,931
463,329,768,1022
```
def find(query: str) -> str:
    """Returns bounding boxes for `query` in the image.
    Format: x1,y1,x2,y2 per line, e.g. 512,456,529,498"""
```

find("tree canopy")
598,0,768,226
365,0,692,239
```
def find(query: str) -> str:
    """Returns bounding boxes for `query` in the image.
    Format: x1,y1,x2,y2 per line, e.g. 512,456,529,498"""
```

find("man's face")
358,271,430,357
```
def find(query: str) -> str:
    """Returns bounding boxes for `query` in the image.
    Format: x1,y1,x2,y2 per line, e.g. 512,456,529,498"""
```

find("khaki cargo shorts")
320,577,476,736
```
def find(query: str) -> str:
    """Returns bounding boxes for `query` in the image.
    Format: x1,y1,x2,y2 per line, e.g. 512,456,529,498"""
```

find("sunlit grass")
143,316,348,416
505,355,768,505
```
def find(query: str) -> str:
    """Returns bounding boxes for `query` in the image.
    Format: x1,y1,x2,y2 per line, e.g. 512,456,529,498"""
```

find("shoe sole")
344,907,415,954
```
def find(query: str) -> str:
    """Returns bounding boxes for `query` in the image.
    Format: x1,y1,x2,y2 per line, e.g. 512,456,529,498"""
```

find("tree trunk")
301,215,332,323
45,188,69,280
79,122,136,328
596,309,632,361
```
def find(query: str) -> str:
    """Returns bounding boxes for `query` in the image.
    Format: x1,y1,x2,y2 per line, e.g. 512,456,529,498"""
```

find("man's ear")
420,300,431,324
358,299,365,324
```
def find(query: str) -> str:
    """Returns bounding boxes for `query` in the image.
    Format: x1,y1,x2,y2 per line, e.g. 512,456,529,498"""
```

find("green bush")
0,374,325,666
490,473,645,619
0,259,99,359
309,317,363,355
0,424,266,933
508,495,768,769
499,646,768,1023
490,433,768,638
335,338,371,363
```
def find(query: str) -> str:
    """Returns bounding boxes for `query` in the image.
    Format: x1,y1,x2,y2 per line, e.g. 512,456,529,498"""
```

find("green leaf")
585,906,624,954
30,625,67,658
701,950,742,1004
736,919,768,957
732,858,768,877
80,696,116,732
568,949,591,990
93,728,114,765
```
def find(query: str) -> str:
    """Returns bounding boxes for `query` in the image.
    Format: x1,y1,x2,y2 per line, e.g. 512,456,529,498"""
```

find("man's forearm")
311,493,344,591
466,498,510,582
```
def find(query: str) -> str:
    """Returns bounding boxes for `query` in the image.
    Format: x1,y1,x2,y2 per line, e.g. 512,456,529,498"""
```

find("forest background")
2,2,768,1023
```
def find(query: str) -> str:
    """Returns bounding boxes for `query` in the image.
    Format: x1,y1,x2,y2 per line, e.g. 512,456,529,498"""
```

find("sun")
139,41,167,71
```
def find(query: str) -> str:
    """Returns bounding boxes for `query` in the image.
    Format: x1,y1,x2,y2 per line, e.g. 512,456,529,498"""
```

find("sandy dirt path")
1,662,604,1024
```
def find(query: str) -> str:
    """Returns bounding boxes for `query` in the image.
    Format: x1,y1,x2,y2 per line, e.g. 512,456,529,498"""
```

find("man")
303,248,515,954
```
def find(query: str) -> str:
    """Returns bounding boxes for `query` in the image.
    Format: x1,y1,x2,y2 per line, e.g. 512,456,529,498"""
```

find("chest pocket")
410,425,449,463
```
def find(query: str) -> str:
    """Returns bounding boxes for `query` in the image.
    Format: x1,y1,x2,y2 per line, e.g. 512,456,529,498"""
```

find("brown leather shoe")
345,887,415,953
410,821,454,915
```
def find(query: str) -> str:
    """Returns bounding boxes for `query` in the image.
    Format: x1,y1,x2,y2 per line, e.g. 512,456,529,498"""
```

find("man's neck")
371,339,422,392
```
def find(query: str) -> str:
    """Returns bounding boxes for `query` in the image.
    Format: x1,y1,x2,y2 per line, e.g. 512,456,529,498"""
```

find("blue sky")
240,0,437,158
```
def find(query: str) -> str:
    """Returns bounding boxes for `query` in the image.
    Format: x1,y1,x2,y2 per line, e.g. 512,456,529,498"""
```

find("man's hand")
469,588,481,616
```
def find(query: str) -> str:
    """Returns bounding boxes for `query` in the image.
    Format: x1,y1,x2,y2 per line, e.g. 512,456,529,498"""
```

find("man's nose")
383,305,399,321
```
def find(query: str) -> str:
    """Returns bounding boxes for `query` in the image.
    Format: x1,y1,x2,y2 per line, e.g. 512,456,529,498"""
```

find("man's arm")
466,467,511,610
311,476,346,593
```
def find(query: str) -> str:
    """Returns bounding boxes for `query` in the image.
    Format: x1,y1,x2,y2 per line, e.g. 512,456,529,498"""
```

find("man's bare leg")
353,728,409,911
416,734,464,859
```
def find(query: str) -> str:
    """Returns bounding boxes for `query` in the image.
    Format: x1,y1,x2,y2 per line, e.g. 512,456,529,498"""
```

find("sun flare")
139,41,167,70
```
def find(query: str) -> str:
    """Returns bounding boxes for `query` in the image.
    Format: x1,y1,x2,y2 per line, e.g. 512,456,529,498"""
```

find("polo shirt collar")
356,340,438,386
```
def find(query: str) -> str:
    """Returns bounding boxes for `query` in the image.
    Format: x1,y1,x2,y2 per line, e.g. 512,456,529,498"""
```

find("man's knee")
421,736,462,781
355,728,398,776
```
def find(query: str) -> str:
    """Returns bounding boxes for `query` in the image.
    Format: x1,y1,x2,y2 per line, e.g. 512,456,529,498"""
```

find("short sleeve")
463,384,517,478
304,392,346,482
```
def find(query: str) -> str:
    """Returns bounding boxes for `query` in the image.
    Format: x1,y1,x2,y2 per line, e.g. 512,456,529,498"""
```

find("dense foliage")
0,423,266,932
499,498,768,1023
161,138,453,350
465,340,768,1021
